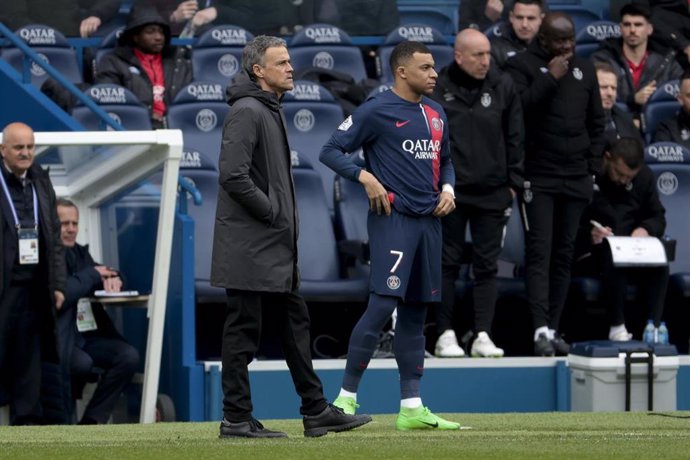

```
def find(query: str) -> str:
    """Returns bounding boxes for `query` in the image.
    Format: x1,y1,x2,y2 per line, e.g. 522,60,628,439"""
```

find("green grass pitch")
1,412,689,459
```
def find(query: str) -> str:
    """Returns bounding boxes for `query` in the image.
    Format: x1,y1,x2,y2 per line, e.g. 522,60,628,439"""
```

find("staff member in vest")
0,122,66,425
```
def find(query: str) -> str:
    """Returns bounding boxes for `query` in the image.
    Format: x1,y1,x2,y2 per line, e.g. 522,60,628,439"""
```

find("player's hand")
631,227,650,237
95,265,122,293
55,290,65,310
171,0,199,22
80,16,101,37
634,81,657,106
358,170,391,216
433,191,455,217
192,7,217,27
485,0,504,22
591,225,613,245
548,53,572,80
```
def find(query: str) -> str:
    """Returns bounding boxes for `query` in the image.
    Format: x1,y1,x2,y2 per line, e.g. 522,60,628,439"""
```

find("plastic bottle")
657,322,670,345
643,320,656,345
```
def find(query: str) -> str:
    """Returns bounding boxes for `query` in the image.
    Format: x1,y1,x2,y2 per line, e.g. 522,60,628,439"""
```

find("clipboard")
604,236,668,267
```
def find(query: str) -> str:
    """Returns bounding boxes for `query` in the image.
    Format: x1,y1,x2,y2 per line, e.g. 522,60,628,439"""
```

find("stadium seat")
549,5,602,32
71,83,152,130
167,80,229,164
483,22,504,40
377,24,454,82
398,6,456,35
575,20,620,58
2,24,83,87
641,80,680,144
191,25,254,85
282,80,345,211
93,26,124,74
293,155,369,302
288,24,368,83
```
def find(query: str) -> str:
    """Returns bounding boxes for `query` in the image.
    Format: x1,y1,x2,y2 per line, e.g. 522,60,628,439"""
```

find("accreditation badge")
18,227,39,265
76,298,98,332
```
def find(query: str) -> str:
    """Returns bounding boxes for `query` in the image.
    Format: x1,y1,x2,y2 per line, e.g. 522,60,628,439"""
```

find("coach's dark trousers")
523,176,592,332
221,289,327,422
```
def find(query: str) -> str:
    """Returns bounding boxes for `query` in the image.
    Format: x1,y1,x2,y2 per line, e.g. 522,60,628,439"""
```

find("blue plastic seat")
288,24,368,83
398,6,456,35
2,24,83,87
167,80,229,164
93,26,124,74
191,25,254,85
641,80,680,144
377,24,453,83
575,20,621,58
71,83,152,130
282,80,345,211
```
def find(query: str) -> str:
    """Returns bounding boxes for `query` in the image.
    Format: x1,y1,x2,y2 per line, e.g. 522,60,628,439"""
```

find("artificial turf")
1,412,689,459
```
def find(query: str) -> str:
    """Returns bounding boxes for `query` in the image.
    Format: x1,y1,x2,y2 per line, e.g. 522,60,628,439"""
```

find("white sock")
609,323,627,336
338,389,357,400
400,397,422,409
534,326,550,341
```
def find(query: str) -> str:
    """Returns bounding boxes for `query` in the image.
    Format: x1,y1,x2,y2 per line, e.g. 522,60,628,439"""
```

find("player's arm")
433,120,456,217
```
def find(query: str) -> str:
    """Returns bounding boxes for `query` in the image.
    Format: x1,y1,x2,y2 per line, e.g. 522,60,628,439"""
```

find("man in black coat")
55,198,139,425
490,0,544,70
506,12,606,356
595,61,644,148
574,137,668,341
210,35,371,438
654,72,690,147
0,122,66,425
647,0,690,68
431,28,524,358
95,6,193,128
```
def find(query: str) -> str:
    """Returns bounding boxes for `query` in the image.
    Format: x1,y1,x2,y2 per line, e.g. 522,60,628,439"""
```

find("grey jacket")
210,71,299,292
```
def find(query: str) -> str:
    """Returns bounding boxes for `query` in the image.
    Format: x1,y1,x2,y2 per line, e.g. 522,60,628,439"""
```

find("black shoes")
534,332,555,357
551,333,571,356
219,418,287,438
303,404,372,437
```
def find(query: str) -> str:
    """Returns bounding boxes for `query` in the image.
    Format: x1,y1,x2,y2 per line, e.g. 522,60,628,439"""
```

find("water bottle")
643,320,655,345
657,322,670,345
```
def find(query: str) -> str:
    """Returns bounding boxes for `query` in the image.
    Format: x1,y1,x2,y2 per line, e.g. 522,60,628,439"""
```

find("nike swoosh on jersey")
395,120,410,128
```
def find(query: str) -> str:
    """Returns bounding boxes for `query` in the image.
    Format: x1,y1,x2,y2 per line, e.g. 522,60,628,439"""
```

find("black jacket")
604,105,644,149
95,8,193,120
576,164,666,258
210,71,299,292
432,63,524,208
653,109,690,148
458,0,512,31
648,0,690,56
505,42,606,178
0,163,66,363
591,38,683,115
490,22,529,71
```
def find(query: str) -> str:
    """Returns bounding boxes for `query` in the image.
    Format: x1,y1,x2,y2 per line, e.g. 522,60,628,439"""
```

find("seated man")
56,198,139,425
595,61,643,149
654,71,690,148
573,138,668,342
490,0,544,70
95,6,193,129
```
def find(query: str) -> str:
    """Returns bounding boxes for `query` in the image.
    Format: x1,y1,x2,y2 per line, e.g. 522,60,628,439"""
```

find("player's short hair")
620,3,652,21
513,0,544,11
242,35,288,81
389,40,432,74
594,61,616,76
609,137,644,170
57,197,78,209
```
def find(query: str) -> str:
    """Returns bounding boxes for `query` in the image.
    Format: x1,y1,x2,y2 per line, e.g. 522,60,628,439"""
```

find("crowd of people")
1,0,688,429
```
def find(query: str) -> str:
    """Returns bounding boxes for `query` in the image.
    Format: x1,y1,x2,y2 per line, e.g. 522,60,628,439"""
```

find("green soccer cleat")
333,396,359,415
395,406,461,431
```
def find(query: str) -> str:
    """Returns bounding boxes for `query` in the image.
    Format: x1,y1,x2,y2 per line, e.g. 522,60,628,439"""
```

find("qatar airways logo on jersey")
402,139,440,160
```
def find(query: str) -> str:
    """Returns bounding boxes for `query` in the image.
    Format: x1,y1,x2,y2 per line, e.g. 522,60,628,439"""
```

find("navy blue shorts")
367,210,441,303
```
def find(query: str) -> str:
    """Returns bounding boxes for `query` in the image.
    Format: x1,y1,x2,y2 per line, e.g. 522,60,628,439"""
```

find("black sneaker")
551,333,570,356
219,418,287,438
303,404,372,437
534,333,555,357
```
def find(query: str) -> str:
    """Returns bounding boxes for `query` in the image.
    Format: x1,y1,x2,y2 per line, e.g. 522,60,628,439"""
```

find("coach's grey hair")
242,35,288,81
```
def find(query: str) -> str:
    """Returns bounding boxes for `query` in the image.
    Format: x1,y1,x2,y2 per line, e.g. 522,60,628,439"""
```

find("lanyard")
0,170,38,229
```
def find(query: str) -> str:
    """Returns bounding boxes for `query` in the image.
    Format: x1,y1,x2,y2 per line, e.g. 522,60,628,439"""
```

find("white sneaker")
471,332,504,358
434,330,465,357
609,327,633,341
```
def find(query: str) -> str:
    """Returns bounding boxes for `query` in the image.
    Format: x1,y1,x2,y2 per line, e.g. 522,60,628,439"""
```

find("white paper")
605,236,668,267
94,290,140,297
76,298,98,332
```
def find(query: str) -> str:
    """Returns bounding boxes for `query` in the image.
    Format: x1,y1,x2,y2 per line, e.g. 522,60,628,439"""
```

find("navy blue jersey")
320,89,455,216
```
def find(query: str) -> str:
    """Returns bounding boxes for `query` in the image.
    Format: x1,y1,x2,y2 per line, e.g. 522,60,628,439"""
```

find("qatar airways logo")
402,139,440,160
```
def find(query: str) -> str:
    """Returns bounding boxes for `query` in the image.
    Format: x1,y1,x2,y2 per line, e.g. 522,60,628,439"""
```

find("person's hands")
433,191,456,217
358,169,391,216
548,53,573,80
591,225,613,245
192,7,217,27
631,227,650,237
80,16,102,37
634,80,657,106
55,290,65,310
171,0,199,23
95,265,122,293
485,0,504,22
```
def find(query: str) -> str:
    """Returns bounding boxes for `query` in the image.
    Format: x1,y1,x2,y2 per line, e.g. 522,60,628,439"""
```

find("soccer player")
320,40,460,430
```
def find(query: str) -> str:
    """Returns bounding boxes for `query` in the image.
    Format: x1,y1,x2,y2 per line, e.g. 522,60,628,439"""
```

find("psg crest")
572,67,583,80
387,275,401,290
481,93,491,108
